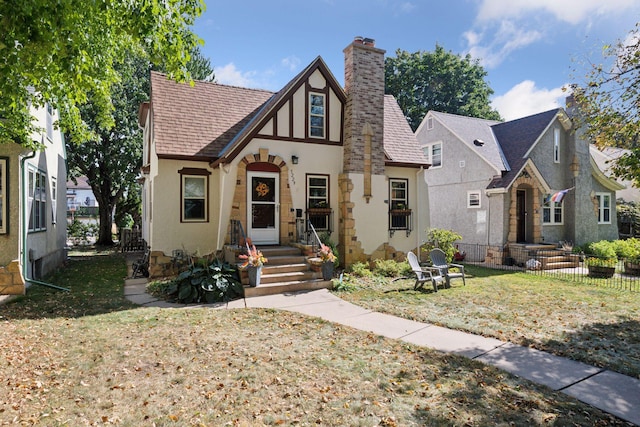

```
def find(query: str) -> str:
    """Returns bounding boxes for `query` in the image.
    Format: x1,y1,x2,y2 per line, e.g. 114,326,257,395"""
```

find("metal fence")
452,242,640,292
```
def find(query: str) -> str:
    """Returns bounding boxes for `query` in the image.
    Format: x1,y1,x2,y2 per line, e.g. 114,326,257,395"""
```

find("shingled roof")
150,72,273,160
384,95,429,166
488,108,562,189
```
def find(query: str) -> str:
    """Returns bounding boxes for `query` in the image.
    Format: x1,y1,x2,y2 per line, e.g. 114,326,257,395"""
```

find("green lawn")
336,265,640,379
0,252,631,425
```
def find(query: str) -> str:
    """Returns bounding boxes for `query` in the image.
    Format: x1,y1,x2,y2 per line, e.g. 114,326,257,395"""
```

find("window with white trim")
389,178,410,231
28,168,47,231
553,127,560,163
423,142,442,168
46,103,54,141
467,191,481,208
181,175,207,222
596,193,611,224
51,177,57,224
309,93,325,138
307,174,330,231
0,158,7,234
543,196,563,225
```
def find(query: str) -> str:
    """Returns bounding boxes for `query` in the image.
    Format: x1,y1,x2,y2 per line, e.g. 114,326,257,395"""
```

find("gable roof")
489,109,562,189
150,71,273,160
426,111,505,173
384,95,429,166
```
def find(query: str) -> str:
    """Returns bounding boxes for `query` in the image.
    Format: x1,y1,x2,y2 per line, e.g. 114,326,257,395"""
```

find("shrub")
349,262,373,278
423,228,462,262
613,238,640,261
332,272,357,292
373,259,405,277
165,258,243,304
588,240,617,261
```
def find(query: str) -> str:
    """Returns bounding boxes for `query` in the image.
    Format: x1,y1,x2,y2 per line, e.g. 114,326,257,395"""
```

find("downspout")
215,162,230,251
415,166,425,256
20,150,69,292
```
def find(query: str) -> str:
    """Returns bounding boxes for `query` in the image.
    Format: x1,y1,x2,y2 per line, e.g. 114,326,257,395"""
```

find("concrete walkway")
124,279,639,425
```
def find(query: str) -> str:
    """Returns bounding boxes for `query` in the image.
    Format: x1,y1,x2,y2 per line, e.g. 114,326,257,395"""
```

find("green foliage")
332,273,357,292
166,259,243,304
348,262,373,278
571,23,640,187
617,200,640,237
423,228,463,262
67,218,98,241
372,259,409,277
587,240,618,261
0,0,205,148
385,45,502,131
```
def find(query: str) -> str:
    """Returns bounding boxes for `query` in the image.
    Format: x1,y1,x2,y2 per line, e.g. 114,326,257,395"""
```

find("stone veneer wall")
0,261,25,295
227,148,295,245
507,168,543,243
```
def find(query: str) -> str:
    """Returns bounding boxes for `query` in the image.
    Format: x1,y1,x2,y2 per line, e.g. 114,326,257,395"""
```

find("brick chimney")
343,36,386,174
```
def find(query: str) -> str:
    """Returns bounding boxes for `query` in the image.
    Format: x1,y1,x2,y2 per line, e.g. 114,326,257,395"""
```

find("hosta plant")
167,258,243,304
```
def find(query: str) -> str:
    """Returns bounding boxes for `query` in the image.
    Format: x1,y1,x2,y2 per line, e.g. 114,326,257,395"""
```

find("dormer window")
309,93,325,138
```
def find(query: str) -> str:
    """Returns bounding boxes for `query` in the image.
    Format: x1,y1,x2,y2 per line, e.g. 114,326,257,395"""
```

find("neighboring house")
66,175,99,223
0,102,67,294
589,145,640,203
138,37,430,274
415,103,624,258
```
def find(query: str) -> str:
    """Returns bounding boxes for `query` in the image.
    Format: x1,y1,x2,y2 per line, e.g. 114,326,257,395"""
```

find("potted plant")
239,242,268,287
613,238,640,275
586,240,617,278
318,243,337,280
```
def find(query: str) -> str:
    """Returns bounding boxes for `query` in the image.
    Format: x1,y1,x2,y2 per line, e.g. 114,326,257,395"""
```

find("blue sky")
194,0,640,121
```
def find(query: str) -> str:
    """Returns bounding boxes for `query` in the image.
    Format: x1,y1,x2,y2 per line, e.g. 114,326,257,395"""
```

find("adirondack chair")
429,248,466,288
131,245,150,278
407,251,443,292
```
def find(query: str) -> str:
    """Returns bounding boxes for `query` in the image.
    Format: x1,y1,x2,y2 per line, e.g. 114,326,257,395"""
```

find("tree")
66,46,214,246
0,0,204,149
385,45,502,131
572,23,640,187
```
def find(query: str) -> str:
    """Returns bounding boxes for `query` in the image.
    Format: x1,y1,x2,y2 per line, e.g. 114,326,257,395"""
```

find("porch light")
291,155,299,165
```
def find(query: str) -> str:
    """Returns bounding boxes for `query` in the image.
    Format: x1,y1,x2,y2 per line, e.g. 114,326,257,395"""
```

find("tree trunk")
97,201,115,246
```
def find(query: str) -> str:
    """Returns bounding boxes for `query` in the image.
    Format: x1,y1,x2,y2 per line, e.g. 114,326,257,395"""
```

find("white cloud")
465,21,542,68
492,80,566,120
281,55,301,72
477,0,637,25
213,63,260,88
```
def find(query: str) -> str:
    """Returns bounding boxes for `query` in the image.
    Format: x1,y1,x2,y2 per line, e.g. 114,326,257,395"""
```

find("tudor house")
138,37,430,277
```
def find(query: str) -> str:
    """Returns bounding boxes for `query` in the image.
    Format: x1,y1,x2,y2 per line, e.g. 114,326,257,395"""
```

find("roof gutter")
20,149,69,292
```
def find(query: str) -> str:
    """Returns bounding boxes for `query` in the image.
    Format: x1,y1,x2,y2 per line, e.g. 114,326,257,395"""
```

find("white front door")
247,171,279,245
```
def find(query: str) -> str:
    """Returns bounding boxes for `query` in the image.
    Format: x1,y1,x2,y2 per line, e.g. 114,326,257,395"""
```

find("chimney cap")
363,37,375,46
354,36,364,44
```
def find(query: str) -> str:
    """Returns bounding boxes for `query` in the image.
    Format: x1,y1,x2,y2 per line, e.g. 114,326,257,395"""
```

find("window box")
389,209,412,216
308,207,332,215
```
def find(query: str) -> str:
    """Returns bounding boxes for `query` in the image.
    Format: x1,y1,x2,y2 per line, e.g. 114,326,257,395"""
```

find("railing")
389,209,412,237
296,219,321,254
229,219,248,251
451,242,639,292
121,229,144,252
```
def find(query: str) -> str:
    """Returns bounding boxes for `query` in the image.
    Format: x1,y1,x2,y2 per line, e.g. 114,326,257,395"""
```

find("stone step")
257,246,303,257
244,279,332,297
536,250,565,257
241,270,320,285
263,255,307,265
541,261,580,270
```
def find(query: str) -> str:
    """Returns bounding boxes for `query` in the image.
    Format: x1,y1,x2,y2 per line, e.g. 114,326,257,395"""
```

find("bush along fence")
453,242,640,292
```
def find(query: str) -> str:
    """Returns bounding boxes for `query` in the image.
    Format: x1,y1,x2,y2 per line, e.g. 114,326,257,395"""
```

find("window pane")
432,144,442,166
310,116,324,127
310,105,324,115
184,199,205,219
252,177,275,203
184,177,205,198
309,177,326,187
543,208,550,223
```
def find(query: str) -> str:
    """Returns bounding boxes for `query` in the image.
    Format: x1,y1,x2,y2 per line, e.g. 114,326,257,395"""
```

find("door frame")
247,171,280,245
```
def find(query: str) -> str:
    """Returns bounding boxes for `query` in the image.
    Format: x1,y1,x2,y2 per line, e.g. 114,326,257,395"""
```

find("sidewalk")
125,280,640,425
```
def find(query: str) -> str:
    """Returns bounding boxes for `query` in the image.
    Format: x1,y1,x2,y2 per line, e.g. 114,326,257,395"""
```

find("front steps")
238,246,333,297
507,243,580,270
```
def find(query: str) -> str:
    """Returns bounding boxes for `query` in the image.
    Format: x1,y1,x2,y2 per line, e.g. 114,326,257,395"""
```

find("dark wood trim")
385,160,431,168
0,157,8,234
178,167,211,176
159,153,216,162
306,173,330,210
247,162,280,173
179,171,210,223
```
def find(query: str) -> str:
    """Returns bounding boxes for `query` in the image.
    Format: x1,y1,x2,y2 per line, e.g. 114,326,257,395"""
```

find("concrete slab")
245,288,341,309
124,283,147,296
337,311,430,339
402,325,505,358
284,299,372,322
125,293,163,306
226,298,247,309
476,342,601,390
563,370,640,426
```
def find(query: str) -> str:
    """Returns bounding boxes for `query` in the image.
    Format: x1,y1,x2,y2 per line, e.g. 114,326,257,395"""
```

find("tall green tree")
572,23,640,187
385,45,501,131
66,46,214,245
0,0,204,149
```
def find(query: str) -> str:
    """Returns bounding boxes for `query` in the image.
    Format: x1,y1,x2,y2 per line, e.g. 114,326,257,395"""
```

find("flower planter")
624,261,640,276
587,265,615,279
308,208,332,215
390,209,412,216
321,262,334,280
247,265,262,287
